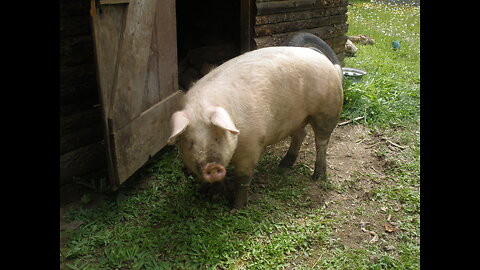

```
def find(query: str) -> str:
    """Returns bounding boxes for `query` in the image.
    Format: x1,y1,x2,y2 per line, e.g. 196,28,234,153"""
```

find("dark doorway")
176,0,242,89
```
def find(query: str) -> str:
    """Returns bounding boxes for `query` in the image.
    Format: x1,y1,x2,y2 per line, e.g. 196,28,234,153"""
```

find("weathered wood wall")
60,0,106,186
254,0,349,64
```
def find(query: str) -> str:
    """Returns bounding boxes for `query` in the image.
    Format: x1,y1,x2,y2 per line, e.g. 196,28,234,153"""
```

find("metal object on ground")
342,67,367,82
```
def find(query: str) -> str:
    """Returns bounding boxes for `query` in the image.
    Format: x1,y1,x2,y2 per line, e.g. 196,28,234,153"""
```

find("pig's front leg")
231,147,261,209
232,175,252,209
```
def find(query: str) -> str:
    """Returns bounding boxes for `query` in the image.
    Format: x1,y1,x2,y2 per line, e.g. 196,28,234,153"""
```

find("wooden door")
241,0,256,53
90,0,182,188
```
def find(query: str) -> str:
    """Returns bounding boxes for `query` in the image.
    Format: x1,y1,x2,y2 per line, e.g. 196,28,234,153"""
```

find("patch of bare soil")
324,125,390,249
267,124,402,249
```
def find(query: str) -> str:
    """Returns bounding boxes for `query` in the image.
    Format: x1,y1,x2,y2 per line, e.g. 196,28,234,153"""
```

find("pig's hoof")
311,172,327,182
233,199,247,209
279,154,296,168
232,191,248,209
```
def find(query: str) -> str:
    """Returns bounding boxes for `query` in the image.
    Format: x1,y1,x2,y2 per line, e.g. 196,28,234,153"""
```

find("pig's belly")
262,112,308,147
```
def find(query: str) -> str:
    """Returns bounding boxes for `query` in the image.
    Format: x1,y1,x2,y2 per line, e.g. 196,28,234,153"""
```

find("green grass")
61,1,420,269
342,0,420,128
62,151,335,269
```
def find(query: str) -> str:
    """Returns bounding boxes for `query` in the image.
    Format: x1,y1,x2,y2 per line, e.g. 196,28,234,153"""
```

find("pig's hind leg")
279,127,307,168
309,117,338,181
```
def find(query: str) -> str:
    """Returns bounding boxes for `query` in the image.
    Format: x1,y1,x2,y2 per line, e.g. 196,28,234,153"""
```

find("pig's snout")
202,163,226,183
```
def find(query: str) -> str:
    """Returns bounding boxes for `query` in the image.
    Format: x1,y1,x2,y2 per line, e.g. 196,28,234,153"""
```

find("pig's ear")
209,107,239,135
168,111,189,145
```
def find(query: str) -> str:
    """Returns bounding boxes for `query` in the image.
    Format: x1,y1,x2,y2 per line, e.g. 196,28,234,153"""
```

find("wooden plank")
109,0,157,131
255,14,347,37
255,6,347,25
90,3,127,188
60,141,106,186
324,35,348,54
91,3,126,122
156,0,179,101
256,0,346,2
256,0,348,15
60,123,103,155
316,0,348,6
110,91,183,186
142,20,162,111
255,33,346,65
241,0,256,53
100,0,130,4
254,29,347,65
60,107,102,136
256,0,316,15
254,23,348,47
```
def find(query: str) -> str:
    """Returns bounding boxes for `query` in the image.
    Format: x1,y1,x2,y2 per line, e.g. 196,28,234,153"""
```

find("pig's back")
187,46,341,108
185,46,343,145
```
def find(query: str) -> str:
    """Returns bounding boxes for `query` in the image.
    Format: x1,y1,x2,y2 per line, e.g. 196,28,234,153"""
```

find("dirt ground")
321,124,391,249
266,123,410,250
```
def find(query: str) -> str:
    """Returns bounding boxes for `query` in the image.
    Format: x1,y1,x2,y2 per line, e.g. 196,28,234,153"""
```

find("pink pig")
168,41,343,209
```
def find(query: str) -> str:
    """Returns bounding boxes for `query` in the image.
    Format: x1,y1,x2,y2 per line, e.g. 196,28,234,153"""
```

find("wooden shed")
60,0,349,190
